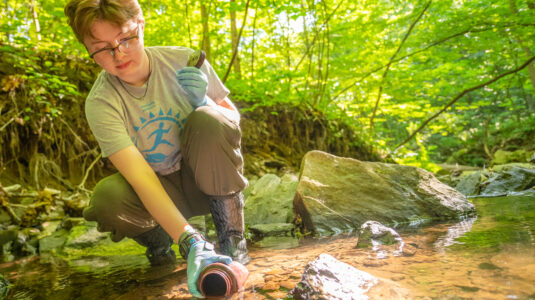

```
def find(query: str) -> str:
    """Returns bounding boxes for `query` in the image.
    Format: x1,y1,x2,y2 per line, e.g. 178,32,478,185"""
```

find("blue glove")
186,240,232,298
176,67,208,108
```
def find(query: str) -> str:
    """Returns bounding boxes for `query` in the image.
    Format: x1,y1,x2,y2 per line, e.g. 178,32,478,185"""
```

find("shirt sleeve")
201,59,230,104
85,76,133,158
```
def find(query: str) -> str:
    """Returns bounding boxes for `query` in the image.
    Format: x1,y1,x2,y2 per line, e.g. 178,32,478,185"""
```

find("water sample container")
197,261,249,297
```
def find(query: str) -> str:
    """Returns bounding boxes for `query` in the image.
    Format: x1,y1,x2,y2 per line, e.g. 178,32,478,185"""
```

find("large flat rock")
293,151,474,235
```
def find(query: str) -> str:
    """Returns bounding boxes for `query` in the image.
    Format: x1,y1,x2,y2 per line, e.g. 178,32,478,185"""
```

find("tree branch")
393,55,535,151
223,0,251,83
369,1,431,134
332,24,517,102
292,0,345,73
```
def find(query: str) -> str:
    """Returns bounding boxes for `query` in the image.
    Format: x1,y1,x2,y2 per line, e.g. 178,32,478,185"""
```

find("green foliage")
1,0,534,177
395,133,442,173
1,44,81,120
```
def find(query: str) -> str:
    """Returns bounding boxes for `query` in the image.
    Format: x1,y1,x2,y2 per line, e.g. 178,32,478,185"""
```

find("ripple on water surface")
0,195,533,299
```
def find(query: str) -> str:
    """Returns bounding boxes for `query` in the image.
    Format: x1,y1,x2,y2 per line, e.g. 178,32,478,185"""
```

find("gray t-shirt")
85,46,230,175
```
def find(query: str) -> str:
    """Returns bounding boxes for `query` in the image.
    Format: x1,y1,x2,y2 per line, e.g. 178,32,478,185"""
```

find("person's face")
84,19,146,81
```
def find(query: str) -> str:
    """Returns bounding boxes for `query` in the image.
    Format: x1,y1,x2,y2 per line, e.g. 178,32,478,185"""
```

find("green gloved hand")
179,226,232,298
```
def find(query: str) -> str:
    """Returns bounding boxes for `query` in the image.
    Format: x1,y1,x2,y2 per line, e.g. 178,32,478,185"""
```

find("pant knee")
83,173,155,240
183,106,242,147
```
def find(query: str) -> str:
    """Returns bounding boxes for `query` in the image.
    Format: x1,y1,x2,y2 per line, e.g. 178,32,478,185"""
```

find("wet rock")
59,217,86,230
491,163,535,172
357,221,402,248
39,229,69,253
244,174,298,242
363,258,389,267
40,220,61,238
401,243,417,257
12,230,37,256
254,236,299,249
455,171,489,196
244,174,297,226
293,151,474,236
290,253,411,299
249,223,294,237
357,221,408,259
481,167,535,196
64,224,109,249
63,194,88,217
436,164,481,187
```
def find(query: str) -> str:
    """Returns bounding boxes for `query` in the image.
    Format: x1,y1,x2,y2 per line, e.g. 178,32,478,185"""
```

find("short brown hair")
64,0,143,44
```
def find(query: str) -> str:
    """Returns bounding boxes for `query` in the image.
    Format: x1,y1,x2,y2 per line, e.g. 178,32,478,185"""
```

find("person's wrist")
178,224,205,259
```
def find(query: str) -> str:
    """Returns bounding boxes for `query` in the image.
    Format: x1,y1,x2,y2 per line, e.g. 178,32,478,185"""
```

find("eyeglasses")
89,24,141,60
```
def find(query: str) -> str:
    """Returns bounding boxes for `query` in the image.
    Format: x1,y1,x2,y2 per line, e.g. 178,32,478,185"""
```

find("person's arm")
108,145,188,242
109,144,232,298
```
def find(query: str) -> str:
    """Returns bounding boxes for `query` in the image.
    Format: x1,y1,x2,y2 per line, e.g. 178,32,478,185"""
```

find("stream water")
0,194,534,299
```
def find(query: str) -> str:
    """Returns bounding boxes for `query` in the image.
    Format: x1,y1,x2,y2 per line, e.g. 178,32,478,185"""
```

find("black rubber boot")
133,226,176,266
209,192,251,265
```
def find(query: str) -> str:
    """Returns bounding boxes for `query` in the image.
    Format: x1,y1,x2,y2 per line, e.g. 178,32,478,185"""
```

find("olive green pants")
83,106,248,242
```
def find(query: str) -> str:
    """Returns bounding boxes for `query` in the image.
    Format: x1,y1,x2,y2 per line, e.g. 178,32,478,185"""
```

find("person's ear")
138,18,145,31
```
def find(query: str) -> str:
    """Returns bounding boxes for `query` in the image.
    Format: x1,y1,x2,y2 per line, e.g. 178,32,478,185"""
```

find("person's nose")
113,47,127,61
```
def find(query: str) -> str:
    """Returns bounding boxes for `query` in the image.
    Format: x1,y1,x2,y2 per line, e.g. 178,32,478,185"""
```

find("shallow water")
1,195,534,299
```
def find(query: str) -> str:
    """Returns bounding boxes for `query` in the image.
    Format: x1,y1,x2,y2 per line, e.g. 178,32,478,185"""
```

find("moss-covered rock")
244,173,297,226
492,150,530,165
293,151,475,236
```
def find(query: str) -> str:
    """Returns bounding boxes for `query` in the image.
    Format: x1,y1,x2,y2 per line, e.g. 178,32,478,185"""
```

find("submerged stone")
356,221,402,248
293,151,475,236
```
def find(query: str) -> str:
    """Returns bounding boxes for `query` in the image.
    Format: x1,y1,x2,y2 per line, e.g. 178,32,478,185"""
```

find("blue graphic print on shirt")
132,104,187,164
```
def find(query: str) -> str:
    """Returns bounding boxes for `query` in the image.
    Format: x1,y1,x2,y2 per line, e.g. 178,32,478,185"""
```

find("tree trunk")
201,1,212,62
30,0,41,41
223,0,250,83
250,3,258,80
4,0,10,42
319,1,331,105
230,0,241,79
185,0,193,48
483,116,493,160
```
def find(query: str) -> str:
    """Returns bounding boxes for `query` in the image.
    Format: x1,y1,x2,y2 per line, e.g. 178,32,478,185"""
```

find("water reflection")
1,254,184,299
433,216,477,253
